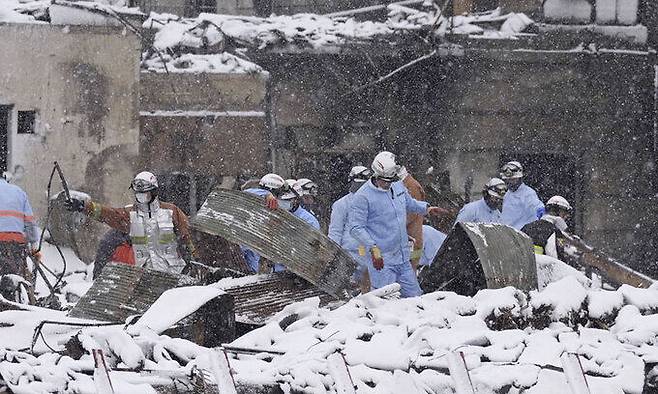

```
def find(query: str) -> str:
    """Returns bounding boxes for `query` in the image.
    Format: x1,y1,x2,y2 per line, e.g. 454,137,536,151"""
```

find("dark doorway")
0,106,11,174
157,172,219,216
499,153,584,232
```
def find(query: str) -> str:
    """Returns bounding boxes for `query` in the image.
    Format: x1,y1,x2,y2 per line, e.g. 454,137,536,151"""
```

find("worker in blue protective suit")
328,165,372,293
349,151,449,298
271,180,320,272
418,225,447,267
499,161,545,230
240,173,289,273
456,178,507,224
0,173,39,280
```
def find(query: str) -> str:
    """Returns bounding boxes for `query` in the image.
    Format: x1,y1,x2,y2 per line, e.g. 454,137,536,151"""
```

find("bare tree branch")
345,49,437,96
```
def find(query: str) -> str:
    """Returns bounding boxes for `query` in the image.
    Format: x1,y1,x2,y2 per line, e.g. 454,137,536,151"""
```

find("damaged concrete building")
138,0,658,274
0,20,141,219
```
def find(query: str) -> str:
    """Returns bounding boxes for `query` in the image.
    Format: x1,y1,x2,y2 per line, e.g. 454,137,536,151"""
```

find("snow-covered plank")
327,352,356,394
447,351,475,394
560,353,590,394
208,349,238,394
93,349,115,394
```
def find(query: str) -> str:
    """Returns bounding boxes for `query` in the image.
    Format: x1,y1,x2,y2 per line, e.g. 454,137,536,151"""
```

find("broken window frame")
17,110,36,135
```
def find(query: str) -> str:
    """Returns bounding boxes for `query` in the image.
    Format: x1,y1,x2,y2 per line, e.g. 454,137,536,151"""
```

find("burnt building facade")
250,40,657,273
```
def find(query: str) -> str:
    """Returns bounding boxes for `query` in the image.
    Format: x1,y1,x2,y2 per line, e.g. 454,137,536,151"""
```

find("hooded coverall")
349,180,428,298
456,198,504,224
329,192,369,280
501,183,544,230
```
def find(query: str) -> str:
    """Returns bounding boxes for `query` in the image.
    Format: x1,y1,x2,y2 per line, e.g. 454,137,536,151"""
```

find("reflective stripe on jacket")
0,179,38,244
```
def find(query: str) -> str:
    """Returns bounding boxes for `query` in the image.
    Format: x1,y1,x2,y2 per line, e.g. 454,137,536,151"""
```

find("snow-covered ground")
0,241,656,392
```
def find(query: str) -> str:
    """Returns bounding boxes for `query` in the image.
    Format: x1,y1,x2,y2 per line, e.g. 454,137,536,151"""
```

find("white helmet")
285,179,297,188
500,161,523,180
131,171,158,192
259,173,285,194
371,151,401,182
295,178,318,196
348,165,371,182
280,182,303,200
546,195,572,211
483,177,507,199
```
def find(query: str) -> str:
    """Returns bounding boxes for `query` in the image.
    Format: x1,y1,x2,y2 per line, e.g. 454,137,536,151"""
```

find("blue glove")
536,206,545,219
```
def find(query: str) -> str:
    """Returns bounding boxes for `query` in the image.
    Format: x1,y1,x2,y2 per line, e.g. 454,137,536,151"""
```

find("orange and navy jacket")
0,178,38,244
83,201,196,262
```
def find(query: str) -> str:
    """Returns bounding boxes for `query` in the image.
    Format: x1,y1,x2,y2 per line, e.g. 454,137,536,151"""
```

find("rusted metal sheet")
419,222,537,296
191,188,357,299
69,263,198,322
218,273,343,326
70,263,236,346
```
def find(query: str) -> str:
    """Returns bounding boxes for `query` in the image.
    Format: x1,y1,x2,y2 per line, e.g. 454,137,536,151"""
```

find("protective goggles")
350,168,372,182
269,183,291,198
486,184,508,198
130,179,156,192
500,163,522,179
300,181,318,196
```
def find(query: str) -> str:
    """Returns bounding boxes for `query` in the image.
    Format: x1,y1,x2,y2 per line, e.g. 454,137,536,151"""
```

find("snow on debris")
224,277,657,393
1,247,657,392
144,7,534,52
142,53,266,74
0,0,45,23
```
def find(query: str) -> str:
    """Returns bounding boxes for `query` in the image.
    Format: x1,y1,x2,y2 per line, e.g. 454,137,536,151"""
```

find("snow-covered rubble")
144,7,533,52
142,53,266,74
0,274,657,392
1,240,657,392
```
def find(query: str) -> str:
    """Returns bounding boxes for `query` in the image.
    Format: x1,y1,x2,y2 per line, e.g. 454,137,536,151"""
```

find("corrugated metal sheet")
191,188,356,299
218,273,344,326
69,263,198,322
419,222,537,296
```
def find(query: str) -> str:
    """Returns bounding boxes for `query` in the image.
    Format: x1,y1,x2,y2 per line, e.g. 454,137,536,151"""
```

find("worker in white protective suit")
65,171,195,274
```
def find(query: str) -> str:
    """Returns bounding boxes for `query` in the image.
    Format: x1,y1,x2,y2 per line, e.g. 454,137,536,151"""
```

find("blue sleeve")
22,192,38,245
349,194,376,249
308,215,320,230
528,190,545,219
328,200,344,244
404,189,428,215
456,205,472,223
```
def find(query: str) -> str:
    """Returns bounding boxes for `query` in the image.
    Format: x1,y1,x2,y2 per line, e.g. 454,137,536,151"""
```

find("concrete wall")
254,50,657,273
139,71,269,212
0,23,141,219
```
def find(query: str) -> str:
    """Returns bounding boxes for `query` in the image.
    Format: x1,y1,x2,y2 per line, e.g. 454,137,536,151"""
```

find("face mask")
135,192,151,204
277,199,292,211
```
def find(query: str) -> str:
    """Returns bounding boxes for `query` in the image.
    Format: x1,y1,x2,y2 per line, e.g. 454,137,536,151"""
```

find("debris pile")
226,278,658,393
0,275,657,392
144,7,534,53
